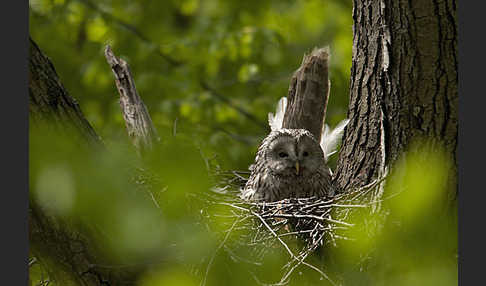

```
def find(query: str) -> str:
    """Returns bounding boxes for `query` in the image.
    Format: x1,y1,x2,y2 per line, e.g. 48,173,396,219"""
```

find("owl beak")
295,161,300,175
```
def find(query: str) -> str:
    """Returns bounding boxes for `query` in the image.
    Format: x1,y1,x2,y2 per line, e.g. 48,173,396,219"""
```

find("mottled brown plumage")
242,129,333,202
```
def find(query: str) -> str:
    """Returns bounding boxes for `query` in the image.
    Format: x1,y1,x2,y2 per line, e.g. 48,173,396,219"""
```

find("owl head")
254,129,325,178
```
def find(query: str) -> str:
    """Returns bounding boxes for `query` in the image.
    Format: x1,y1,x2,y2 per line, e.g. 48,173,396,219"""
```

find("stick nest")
193,168,386,285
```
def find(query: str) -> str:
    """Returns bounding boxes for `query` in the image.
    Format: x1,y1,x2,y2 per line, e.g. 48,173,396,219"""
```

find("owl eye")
278,152,288,158
303,151,309,157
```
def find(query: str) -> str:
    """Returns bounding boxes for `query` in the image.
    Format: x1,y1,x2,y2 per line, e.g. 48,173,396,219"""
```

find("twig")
200,81,269,131
223,245,263,266
29,257,37,267
198,168,387,285
250,210,297,260
200,216,248,286
78,0,181,66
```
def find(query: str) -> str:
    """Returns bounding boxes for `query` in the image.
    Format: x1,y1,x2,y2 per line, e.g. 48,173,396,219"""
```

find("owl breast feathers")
242,129,333,202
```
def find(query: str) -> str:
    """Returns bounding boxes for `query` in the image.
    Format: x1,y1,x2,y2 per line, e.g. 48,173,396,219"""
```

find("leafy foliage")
29,0,352,170
29,1,456,286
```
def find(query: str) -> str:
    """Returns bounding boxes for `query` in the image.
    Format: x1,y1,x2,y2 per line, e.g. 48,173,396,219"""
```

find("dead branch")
282,47,331,142
79,0,268,131
104,45,160,152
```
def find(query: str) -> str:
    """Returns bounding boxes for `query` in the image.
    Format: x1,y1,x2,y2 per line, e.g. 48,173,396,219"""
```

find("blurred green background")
29,0,352,171
29,1,457,285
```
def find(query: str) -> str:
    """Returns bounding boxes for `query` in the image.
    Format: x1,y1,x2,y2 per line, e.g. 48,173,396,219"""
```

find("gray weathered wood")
104,45,159,152
282,47,330,143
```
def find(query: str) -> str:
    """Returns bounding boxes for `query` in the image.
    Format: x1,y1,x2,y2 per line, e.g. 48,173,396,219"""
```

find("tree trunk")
29,38,102,147
29,37,139,285
334,0,457,201
28,0,458,282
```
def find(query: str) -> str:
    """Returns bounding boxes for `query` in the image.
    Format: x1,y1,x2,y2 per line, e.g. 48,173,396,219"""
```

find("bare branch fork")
104,45,159,152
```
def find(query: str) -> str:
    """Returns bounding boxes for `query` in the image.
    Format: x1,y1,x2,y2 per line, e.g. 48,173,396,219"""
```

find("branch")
282,47,331,142
200,81,270,131
78,0,181,66
200,216,249,286
104,45,160,152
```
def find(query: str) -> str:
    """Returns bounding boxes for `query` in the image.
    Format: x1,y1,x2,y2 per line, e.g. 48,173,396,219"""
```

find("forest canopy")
29,0,351,170
29,0,457,285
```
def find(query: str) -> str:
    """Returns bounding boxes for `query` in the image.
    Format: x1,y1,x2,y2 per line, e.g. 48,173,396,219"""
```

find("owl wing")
241,170,264,200
268,97,287,131
320,118,349,161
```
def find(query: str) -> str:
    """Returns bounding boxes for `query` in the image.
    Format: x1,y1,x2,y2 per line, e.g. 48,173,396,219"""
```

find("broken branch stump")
104,45,159,152
282,47,331,142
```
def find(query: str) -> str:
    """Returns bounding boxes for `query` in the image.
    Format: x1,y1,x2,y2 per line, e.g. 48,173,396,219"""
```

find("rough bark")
28,0,458,281
334,0,457,201
104,45,159,152
29,38,102,147
29,202,140,286
29,37,139,285
282,47,331,142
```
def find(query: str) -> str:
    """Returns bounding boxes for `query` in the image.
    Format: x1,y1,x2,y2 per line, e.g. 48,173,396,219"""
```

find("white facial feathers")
267,97,348,161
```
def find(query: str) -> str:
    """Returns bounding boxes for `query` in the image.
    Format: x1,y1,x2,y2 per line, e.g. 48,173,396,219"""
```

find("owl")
241,97,348,202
